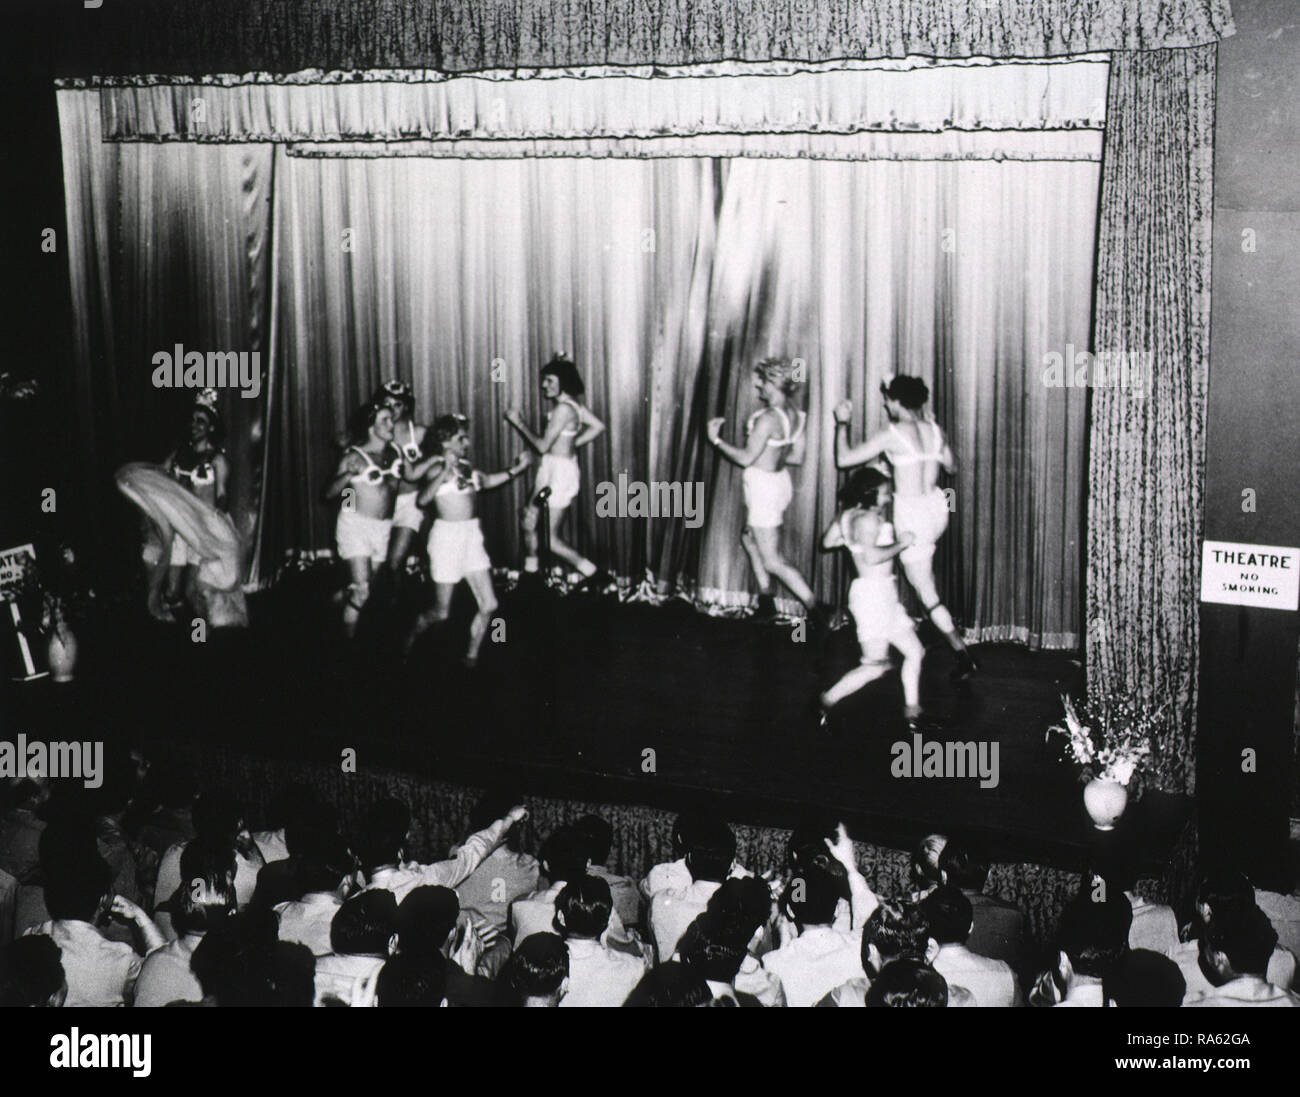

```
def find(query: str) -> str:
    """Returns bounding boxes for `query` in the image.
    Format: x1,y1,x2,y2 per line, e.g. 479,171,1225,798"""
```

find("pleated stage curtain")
1085,46,1217,794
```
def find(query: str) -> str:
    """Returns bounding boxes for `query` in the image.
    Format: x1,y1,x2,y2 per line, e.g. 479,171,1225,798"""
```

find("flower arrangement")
15,545,96,642
1046,693,1165,788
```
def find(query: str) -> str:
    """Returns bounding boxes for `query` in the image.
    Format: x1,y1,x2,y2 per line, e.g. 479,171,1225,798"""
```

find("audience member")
498,932,569,1007
554,876,650,1007
922,885,1021,1006
938,839,1028,973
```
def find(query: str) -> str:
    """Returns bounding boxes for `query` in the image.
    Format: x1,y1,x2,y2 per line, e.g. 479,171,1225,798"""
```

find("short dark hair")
540,354,585,397
920,885,973,946
624,961,712,1008
938,839,990,891
705,876,773,945
269,941,317,1007
293,832,356,896
1055,894,1133,979
173,839,238,935
190,909,280,1006
0,936,65,1007
377,951,447,1007
396,886,460,958
1202,901,1277,977
866,959,949,1007
349,400,390,445
882,375,930,411
684,817,736,884
539,825,590,884
1105,948,1186,1007
678,913,747,983
554,875,612,939
573,814,614,865
330,890,398,956
357,798,410,873
781,861,845,928
432,413,470,449
501,933,569,1001
838,466,891,511
862,900,931,973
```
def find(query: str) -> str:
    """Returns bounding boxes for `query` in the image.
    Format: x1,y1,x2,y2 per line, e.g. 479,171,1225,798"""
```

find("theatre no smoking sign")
1200,541,1300,610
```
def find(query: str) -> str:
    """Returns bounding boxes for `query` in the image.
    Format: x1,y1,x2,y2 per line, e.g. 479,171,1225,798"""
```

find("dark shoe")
750,593,779,624
950,649,979,682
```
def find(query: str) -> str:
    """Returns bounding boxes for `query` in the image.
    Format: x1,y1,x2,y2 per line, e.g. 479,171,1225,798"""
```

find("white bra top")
839,511,897,579
348,445,402,486
399,421,423,463
434,461,481,497
554,395,582,437
889,421,944,465
746,406,806,448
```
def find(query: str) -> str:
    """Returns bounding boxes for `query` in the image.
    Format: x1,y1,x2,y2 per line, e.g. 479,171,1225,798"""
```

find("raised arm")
212,453,231,512
504,405,558,454
476,451,532,491
708,411,772,469
785,411,808,467
404,452,446,484
832,402,892,469
824,824,878,929
323,450,364,502
821,512,847,551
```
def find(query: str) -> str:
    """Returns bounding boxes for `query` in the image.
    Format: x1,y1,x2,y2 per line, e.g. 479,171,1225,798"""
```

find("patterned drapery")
1085,46,1217,795
52,0,1234,77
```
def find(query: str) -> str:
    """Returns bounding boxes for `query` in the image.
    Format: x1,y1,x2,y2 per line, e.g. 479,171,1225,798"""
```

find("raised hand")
823,822,856,870
833,400,853,424
706,417,726,444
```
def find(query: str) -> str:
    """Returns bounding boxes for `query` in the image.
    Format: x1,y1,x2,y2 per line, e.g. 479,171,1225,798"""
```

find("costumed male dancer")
819,467,925,726
707,357,823,624
374,379,431,585
403,414,531,666
833,375,976,679
505,354,611,594
324,401,400,638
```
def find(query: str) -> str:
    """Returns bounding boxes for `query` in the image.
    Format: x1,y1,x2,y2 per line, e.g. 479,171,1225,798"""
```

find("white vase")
47,628,78,683
1083,777,1128,830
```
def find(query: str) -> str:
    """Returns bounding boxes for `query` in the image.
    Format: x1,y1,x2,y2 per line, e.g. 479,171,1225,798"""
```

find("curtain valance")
92,59,1108,144
52,0,1234,77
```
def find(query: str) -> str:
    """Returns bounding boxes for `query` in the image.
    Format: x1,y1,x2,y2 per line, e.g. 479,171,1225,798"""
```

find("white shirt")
559,938,650,1007
365,816,511,905
650,878,720,962
761,924,863,1008
1255,888,1300,963
253,828,290,865
1054,979,1106,1007
276,892,344,956
133,934,203,1007
640,858,751,899
26,919,142,1007
932,943,1020,1007
314,953,385,1007
589,864,641,930
510,881,627,948
1183,974,1300,1007
1173,940,1297,1001
1127,893,1180,957
734,953,786,1007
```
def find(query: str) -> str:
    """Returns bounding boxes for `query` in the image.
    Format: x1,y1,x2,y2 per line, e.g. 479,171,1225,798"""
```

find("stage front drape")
52,0,1234,76
1086,46,1217,795
263,151,1096,644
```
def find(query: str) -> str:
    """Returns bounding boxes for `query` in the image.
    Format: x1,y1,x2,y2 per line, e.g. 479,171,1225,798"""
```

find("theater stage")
4,568,1190,880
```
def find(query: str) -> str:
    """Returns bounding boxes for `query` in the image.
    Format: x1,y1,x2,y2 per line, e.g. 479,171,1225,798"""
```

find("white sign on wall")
1200,540,1300,611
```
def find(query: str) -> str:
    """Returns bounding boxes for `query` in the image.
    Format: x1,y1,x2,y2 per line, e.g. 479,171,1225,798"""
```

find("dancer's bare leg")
386,526,416,573
405,581,454,656
146,556,173,622
900,555,974,672
752,526,815,611
741,526,773,591
548,507,598,579
343,558,373,639
821,639,891,708
894,627,925,716
463,569,499,666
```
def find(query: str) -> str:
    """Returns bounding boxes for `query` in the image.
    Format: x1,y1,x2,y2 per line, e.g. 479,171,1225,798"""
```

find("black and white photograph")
1,0,1297,1076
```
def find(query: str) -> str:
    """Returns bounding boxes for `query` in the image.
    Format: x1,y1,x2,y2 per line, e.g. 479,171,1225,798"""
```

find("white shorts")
335,510,392,565
742,466,793,530
892,488,949,564
849,576,915,649
393,491,424,531
428,518,492,585
534,454,581,510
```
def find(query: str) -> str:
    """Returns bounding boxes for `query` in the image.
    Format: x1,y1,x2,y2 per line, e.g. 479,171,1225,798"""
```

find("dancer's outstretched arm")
832,401,889,469
405,452,446,484
707,413,772,468
476,452,532,491
504,403,569,454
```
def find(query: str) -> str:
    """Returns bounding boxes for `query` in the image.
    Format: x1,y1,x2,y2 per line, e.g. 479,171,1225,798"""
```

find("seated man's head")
357,798,412,875
192,790,254,858
269,941,317,1007
173,839,238,936
937,838,990,893
330,890,399,958
706,876,774,954
787,816,839,876
377,950,448,1007
292,831,358,900
865,959,949,1007
781,861,845,931
500,933,569,1006
684,816,735,885
1194,870,1256,931
624,962,713,1008
553,875,612,941
190,909,281,1006
0,936,66,1007
1053,893,1133,985
920,885,974,948
861,900,935,977
573,814,615,870
1105,948,1186,1007
1198,901,1277,987
539,825,590,885
395,886,461,959
910,833,948,895
677,911,747,986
